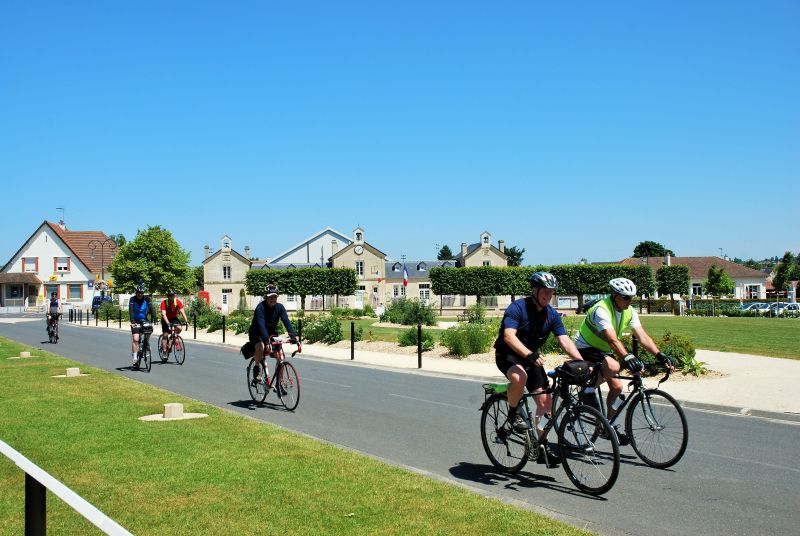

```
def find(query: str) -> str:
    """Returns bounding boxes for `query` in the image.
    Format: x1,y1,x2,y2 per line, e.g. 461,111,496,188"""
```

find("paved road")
2,317,799,536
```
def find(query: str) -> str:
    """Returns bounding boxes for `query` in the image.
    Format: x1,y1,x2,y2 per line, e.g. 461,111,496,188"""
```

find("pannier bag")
558,360,592,384
241,340,255,359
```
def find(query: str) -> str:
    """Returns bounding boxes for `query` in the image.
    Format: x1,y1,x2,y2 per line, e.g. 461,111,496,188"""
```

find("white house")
0,221,116,311
267,227,352,265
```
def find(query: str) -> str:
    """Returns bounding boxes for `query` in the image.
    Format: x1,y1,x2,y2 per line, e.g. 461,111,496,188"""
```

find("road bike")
480,361,620,496
132,321,154,373
157,323,187,365
245,337,301,411
580,363,689,468
46,314,60,344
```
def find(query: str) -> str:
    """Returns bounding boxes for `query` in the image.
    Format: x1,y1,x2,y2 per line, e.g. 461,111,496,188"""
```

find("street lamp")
88,238,117,296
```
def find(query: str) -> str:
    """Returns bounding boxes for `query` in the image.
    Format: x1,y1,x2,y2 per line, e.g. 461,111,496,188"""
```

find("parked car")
91,295,112,314
768,302,788,315
782,303,800,316
748,303,771,314
738,302,764,311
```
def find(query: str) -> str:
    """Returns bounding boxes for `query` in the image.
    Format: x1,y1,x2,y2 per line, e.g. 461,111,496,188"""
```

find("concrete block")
20,351,31,358
66,367,80,377
163,403,184,419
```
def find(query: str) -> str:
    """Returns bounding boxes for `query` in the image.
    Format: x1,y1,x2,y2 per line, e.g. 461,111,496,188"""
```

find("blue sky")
2,1,798,267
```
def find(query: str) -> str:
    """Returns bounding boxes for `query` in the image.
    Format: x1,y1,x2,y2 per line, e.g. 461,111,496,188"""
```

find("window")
356,232,362,241
355,261,364,276
419,283,430,302
222,265,231,280
392,262,401,272
746,285,760,299
483,236,489,244
287,294,296,303
417,262,426,271
358,285,366,291
46,285,59,298
222,288,232,305
393,285,406,297
692,284,703,296
223,240,230,249
55,257,70,272
68,285,82,300
482,260,490,266
23,257,38,272
372,286,378,294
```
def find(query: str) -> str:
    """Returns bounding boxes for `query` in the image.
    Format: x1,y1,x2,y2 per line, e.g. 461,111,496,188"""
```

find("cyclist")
575,277,674,443
46,292,62,338
129,284,155,366
160,290,189,354
248,285,298,387
494,271,584,466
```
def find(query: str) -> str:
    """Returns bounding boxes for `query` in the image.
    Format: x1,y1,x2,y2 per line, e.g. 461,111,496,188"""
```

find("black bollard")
351,321,355,361
193,314,196,340
222,315,226,343
417,324,422,369
298,318,303,343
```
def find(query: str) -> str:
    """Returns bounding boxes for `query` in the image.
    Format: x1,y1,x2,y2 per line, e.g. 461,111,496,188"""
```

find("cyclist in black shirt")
248,285,297,386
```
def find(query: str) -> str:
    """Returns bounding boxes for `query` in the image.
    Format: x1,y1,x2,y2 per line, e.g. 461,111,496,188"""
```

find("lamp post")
88,238,117,297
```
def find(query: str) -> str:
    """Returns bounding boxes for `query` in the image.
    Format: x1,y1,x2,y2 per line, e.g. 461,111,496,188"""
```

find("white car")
781,303,799,316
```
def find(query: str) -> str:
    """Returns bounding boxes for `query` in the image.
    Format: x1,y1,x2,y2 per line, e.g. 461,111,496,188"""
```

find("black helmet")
51,292,57,297
135,284,146,294
264,285,279,297
529,271,558,289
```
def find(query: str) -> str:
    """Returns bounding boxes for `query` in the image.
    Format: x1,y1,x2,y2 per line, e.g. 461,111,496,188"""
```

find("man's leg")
602,356,622,420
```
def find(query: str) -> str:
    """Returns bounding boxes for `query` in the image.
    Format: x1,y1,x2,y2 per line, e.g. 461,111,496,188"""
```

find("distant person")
248,285,298,386
46,291,62,337
575,277,674,444
129,285,155,366
160,290,188,354
493,271,584,466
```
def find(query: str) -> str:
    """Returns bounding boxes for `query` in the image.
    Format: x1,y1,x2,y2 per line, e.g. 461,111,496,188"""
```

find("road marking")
388,393,473,411
303,378,352,388
688,448,800,474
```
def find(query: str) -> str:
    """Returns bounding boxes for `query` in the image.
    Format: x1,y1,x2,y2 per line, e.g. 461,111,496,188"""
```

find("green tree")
772,251,795,296
633,241,675,258
437,244,454,260
703,265,735,297
108,233,126,247
504,246,525,267
108,225,194,294
193,266,204,292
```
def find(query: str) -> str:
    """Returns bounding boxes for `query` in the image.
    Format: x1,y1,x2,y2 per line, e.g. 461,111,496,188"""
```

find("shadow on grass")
449,461,609,500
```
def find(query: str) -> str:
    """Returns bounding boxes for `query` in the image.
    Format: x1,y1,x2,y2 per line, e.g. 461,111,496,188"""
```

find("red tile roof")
617,256,766,279
45,221,116,274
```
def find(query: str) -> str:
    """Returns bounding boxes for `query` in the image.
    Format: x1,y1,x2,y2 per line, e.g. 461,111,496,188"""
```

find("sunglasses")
619,295,634,301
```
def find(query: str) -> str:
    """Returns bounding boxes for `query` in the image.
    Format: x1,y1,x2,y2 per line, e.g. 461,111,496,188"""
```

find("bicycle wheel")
558,405,619,496
551,385,582,447
247,360,268,404
625,389,688,468
480,395,531,473
276,362,300,411
173,336,186,365
157,334,168,362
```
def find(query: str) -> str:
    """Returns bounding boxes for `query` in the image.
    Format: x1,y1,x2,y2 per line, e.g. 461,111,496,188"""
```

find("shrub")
362,304,377,318
302,314,343,344
379,298,437,326
620,330,707,376
98,302,127,321
466,302,486,323
227,311,254,335
397,327,435,351
441,322,496,357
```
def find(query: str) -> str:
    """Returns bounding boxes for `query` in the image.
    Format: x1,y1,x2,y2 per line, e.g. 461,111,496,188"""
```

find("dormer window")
483,236,489,245
417,262,426,271
356,232,363,242
223,240,230,249
392,262,401,272
442,261,452,267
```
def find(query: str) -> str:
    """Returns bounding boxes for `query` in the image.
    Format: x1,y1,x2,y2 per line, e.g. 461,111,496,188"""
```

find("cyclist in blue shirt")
248,285,297,386
128,284,155,366
494,271,584,466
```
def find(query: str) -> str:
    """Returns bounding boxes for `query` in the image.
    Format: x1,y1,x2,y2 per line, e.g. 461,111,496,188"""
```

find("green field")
0,337,590,536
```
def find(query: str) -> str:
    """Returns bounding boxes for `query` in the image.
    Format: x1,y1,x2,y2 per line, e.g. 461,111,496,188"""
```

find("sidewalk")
23,316,800,422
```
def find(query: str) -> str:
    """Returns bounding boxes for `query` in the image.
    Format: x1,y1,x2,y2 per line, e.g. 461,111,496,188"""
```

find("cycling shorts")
161,317,182,333
578,346,614,364
495,351,550,392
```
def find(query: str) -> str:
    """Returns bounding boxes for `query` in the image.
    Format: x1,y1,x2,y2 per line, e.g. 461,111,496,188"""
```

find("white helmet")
610,277,637,297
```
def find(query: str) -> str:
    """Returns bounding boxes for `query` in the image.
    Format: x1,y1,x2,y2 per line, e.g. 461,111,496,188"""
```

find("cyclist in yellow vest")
575,278,674,444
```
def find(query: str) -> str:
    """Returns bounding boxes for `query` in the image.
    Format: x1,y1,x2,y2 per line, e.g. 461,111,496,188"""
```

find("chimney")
332,239,339,255
245,246,250,259
498,240,505,253
665,254,671,266
461,242,468,257
204,245,210,259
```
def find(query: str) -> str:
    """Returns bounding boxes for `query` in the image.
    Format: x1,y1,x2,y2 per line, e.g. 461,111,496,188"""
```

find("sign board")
49,275,58,282
88,280,94,288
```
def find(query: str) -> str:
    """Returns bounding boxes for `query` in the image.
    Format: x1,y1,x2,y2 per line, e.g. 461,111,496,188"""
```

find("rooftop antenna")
56,207,65,226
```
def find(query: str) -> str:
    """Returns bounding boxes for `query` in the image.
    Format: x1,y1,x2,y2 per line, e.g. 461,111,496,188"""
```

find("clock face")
354,245,364,255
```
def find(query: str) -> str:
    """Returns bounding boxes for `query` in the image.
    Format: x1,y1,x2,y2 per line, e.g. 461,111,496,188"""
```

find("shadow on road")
228,399,288,412
449,461,608,500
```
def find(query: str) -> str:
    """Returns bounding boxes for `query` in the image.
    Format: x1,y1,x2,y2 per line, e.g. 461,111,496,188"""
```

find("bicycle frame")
593,367,673,428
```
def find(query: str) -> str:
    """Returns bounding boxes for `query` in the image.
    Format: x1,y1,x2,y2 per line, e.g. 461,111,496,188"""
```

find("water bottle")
611,394,626,411
582,386,596,403
537,413,550,431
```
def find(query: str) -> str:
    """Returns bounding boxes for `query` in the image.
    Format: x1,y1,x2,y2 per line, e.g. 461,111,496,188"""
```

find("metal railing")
0,439,132,535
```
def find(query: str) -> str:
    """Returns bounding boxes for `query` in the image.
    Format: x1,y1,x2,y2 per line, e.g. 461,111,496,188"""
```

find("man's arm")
557,334,583,361
503,328,538,362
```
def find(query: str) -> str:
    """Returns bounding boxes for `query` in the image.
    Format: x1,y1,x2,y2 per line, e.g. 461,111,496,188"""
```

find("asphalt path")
2,317,799,536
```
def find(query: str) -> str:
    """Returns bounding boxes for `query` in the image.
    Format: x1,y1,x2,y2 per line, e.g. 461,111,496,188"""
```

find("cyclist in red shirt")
160,290,189,355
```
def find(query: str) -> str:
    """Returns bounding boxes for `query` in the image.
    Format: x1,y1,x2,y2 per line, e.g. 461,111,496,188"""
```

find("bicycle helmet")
264,285,279,297
609,277,637,297
135,284,146,294
51,292,57,297
529,271,558,289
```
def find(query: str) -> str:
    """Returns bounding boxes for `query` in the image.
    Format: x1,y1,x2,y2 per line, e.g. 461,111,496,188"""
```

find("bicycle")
480,361,620,496
581,361,688,469
157,323,187,365
46,314,60,344
132,321,153,373
245,336,301,411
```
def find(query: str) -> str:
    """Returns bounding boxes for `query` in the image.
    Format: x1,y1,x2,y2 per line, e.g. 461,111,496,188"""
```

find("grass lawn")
637,316,799,360
0,337,590,536
339,318,447,343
